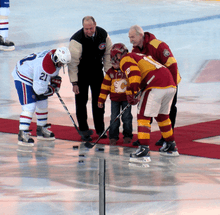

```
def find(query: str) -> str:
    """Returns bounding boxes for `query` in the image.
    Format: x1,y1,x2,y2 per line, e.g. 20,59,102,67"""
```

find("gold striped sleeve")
99,93,108,101
149,39,162,49
128,76,141,85
164,57,177,67
101,83,111,91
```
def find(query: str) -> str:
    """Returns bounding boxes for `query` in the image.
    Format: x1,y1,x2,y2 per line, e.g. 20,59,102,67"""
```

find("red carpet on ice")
1,118,219,159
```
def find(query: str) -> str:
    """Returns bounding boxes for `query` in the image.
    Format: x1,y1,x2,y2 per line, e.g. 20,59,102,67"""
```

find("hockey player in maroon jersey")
110,43,179,163
98,60,133,145
129,25,181,146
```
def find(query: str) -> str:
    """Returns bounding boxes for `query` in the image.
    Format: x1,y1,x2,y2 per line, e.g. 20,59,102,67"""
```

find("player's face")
129,29,143,47
57,62,64,68
111,53,121,69
83,20,96,37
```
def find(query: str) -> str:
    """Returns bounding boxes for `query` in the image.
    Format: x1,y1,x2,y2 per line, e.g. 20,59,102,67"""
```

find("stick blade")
84,141,95,149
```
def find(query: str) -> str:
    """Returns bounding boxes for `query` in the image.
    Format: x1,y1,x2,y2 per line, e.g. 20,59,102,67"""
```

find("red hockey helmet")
110,43,128,64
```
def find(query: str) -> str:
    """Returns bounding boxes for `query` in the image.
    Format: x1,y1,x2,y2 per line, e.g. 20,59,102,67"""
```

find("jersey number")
19,53,37,65
40,73,48,81
143,56,163,69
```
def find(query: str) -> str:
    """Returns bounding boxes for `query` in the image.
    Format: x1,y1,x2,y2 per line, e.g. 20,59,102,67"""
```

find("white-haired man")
129,25,181,146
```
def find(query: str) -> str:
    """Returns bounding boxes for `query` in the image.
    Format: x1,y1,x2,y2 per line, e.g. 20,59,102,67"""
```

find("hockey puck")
79,154,85,157
78,160,84,164
73,145,79,150
96,148,104,151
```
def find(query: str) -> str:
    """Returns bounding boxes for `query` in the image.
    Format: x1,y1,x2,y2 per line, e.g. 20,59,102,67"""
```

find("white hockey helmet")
53,47,71,64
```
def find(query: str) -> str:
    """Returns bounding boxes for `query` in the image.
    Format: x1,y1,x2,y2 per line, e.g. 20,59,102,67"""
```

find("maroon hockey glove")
51,76,62,92
127,94,139,105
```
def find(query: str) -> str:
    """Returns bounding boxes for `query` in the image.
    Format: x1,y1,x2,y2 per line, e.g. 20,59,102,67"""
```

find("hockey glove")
44,85,56,97
127,94,139,105
51,76,62,92
35,93,48,101
34,83,57,100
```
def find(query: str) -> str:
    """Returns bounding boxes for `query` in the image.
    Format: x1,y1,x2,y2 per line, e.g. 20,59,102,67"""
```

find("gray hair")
129,25,144,36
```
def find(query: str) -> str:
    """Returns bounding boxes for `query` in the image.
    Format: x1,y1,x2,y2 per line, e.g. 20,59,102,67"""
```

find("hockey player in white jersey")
12,47,71,146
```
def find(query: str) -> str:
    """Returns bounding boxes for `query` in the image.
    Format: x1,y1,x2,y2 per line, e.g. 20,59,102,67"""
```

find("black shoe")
159,141,179,157
155,137,165,146
81,135,92,141
132,139,140,146
81,130,92,141
87,130,93,136
97,132,107,139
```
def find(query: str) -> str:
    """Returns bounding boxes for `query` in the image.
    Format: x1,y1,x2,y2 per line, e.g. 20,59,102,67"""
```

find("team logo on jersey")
114,79,127,93
99,43,106,50
163,49,170,57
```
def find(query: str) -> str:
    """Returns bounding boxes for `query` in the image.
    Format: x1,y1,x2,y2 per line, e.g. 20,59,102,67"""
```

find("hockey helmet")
110,43,128,64
53,47,71,64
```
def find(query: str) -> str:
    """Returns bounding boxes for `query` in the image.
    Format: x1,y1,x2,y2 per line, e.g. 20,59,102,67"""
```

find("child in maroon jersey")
98,62,133,145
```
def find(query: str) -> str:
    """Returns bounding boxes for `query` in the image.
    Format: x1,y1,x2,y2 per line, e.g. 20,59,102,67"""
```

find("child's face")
112,62,120,69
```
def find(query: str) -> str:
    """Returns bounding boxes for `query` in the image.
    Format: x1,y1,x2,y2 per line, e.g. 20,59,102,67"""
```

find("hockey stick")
84,75,155,149
56,92,84,137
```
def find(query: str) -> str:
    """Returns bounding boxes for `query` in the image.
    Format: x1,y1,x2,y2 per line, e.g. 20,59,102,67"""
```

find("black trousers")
75,72,105,134
169,87,178,129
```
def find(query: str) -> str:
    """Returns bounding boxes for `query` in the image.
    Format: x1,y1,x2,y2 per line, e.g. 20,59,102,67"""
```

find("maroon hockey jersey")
98,67,128,104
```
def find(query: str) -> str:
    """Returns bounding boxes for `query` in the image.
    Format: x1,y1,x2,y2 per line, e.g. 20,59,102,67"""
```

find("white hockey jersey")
12,49,60,95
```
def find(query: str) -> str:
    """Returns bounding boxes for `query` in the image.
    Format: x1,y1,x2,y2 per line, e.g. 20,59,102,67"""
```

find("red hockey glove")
51,76,62,92
127,94,139,105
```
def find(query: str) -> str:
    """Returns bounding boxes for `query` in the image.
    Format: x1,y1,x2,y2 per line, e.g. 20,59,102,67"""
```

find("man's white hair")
129,25,144,36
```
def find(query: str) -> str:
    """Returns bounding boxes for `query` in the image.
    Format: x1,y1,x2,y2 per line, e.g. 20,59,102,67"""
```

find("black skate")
155,137,165,146
0,35,15,51
132,139,140,146
159,141,179,157
129,145,151,163
18,130,34,146
37,124,55,140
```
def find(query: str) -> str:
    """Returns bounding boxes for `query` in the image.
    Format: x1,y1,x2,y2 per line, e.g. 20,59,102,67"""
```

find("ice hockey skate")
155,137,166,146
129,145,151,163
18,130,34,146
132,139,140,146
37,124,55,141
128,162,150,168
0,35,15,51
159,141,179,156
